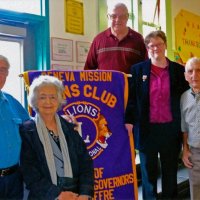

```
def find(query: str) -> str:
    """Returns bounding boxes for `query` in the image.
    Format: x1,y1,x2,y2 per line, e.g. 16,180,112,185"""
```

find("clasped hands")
58,191,89,200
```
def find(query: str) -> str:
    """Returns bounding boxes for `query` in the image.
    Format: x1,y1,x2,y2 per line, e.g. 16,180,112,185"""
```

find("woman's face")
36,85,59,118
146,37,166,60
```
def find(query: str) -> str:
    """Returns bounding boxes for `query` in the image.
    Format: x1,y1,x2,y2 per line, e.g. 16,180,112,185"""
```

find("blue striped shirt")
0,91,29,168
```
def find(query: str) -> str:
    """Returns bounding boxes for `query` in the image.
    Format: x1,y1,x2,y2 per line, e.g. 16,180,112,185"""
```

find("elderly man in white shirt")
180,57,200,200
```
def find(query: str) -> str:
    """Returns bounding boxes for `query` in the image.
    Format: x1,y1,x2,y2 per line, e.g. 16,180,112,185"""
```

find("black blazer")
20,116,94,200
125,59,189,150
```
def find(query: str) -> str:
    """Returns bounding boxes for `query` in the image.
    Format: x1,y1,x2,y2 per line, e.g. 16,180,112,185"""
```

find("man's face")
0,60,9,90
108,6,128,33
185,62,200,91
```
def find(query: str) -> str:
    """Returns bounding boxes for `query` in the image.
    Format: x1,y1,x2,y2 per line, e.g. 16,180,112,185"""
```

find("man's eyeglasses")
147,43,165,50
107,14,128,21
0,67,8,75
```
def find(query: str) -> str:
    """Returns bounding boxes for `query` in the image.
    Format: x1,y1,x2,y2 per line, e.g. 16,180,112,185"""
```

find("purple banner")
23,70,137,200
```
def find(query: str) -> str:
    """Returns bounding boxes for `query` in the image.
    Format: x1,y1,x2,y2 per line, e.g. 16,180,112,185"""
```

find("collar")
106,27,132,39
190,88,200,98
0,91,8,101
0,91,3,100
151,57,169,69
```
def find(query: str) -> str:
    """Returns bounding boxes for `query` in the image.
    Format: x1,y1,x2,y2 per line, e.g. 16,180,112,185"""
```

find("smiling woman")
20,75,94,200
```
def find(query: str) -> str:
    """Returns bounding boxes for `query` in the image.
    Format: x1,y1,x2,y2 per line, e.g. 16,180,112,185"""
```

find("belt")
0,164,19,177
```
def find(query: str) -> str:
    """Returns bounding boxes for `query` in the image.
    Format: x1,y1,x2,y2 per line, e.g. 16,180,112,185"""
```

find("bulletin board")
175,9,200,64
65,0,84,35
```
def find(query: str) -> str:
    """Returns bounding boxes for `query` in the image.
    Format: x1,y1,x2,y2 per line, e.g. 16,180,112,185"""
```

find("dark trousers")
0,169,23,200
139,122,181,200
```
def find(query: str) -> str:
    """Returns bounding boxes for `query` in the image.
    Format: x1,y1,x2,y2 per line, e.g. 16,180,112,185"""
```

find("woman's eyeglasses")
147,43,165,50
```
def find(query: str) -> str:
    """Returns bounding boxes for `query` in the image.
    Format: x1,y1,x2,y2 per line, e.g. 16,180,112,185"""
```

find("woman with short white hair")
20,75,94,200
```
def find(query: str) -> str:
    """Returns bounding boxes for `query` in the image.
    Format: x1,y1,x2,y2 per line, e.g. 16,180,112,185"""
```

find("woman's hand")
77,195,90,200
125,123,133,136
58,191,78,200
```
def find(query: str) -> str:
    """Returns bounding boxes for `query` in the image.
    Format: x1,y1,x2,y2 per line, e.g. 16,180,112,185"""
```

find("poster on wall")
175,9,200,64
76,41,91,63
65,0,84,35
22,70,138,200
51,37,73,61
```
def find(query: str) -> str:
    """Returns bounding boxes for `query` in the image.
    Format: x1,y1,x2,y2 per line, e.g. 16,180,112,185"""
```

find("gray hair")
108,3,128,14
0,55,10,68
185,57,200,72
28,75,66,112
144,30,167,46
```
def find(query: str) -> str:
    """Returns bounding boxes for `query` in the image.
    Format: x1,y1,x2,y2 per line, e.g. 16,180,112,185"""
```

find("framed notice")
65,0,84,35
51,64,73,71
51,37,73,61
76,41,91,63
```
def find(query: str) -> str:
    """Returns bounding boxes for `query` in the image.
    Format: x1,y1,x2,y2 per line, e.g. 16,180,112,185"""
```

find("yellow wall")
171,0,200,50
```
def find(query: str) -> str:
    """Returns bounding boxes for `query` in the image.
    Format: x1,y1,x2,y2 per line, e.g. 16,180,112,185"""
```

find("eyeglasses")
107,14,128,21
147,43,165,50
38,94,58,102
0,67,8,75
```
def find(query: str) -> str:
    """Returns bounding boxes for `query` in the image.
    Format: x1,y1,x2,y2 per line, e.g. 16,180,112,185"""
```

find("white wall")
49,0,98,70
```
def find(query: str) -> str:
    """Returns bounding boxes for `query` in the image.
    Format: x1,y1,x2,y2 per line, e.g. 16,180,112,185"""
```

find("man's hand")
182,148,193,168
62,115,79,131
77,195,90,200
58,191,78,200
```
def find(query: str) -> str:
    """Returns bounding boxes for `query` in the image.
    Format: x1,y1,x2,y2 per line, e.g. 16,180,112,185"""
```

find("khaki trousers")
189,147,200,200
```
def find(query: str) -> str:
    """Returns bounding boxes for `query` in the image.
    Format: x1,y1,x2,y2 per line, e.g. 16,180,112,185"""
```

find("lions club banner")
23,70,137,200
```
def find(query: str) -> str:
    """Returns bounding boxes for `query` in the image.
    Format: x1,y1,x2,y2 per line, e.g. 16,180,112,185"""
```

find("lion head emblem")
95,114,112,149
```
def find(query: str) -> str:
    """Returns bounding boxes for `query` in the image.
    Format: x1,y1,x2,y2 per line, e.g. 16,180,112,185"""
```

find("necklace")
47,129,59,142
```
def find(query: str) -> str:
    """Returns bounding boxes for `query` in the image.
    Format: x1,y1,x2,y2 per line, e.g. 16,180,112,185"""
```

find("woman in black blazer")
20,75,94,200
125,30,189,200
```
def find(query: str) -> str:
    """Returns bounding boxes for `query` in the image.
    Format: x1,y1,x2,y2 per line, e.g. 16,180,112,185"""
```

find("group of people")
0,55,94,200
0,2,200,200
85,3,200,200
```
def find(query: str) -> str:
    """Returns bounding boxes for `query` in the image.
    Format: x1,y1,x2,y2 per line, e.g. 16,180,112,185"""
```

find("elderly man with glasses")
0,55,30,199
84,3,147,74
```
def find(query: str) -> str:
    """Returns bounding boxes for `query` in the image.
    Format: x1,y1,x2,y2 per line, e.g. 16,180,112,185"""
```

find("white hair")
28,75,66,112
107,3,128,14
185,57,200,72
